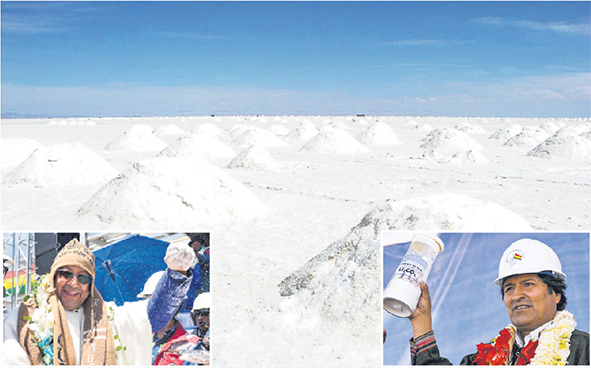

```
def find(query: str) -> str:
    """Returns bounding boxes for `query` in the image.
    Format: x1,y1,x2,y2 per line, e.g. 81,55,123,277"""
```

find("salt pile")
300,127,369,154
153,124,185,135
159,134,235,160
1,137,43,167
3,143,118,187
420,128,483,151
284,121,319,143
269,124,291,136
231,127,288,148
552,125,591,137
77,156,270,227
538,120,566,135
278,211,381,324
489,124,522,140
454,122,488,134
191,123,223,137
227,144,281,172
105,124,168,151
527,132,591,161
356,122,401,146
277,192,531,325
503,127,550,148
359,193,533,230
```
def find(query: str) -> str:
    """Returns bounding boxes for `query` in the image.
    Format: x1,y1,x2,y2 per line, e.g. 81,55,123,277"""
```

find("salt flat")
2,115,590,366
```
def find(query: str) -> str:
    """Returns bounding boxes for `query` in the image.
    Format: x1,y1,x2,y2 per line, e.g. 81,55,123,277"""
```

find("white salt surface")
191,123,223,137
2,115,591,367
159,134,235,161
153,124,185,135
231,127,288,148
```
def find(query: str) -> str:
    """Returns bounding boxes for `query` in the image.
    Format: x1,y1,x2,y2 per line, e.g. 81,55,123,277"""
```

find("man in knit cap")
3,238,195,365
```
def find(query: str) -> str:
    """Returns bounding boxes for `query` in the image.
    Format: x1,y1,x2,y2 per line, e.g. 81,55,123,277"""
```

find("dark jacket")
410,329,590,365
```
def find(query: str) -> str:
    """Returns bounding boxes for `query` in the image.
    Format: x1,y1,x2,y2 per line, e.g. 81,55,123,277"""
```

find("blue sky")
2,1,590,118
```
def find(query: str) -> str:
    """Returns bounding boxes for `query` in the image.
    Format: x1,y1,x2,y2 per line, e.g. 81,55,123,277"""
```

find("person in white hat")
407,238,589,365
191,292,211,339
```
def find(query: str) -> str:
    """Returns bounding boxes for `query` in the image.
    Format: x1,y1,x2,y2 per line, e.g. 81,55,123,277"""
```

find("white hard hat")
137,271,165,298
494,238,566,288
192,292,211,311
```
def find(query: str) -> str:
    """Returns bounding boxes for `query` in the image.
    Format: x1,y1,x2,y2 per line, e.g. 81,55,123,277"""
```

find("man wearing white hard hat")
191,292,211,340
407,238,589,365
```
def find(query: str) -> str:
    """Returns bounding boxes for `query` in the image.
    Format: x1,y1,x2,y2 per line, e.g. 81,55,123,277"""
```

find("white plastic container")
383,234,444,318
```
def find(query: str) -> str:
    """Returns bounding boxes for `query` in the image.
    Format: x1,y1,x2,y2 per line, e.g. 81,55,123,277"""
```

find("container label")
393,254,428,287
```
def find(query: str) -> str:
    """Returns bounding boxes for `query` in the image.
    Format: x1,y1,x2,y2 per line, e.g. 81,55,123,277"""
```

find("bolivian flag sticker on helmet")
507,249,523,267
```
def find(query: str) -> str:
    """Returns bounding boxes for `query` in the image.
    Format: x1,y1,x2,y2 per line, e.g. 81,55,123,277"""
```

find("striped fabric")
410,330,437,358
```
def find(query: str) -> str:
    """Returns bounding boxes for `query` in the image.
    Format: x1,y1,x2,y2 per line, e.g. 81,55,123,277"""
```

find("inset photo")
383,232,589,366
3,232,210,366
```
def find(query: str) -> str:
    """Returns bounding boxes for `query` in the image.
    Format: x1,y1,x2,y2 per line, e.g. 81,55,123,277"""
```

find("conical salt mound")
3,143,118,187
489,124,522,140
356,123,401,145
527,134,591,161
300,127,369,154
285,121,319,143
231,128,288,148
454,123,488,134
154,124,185,135
420,128,483,151
77,156,269,227
1,137,43,167
503,127,549,148
105,124,168,151
227,145,281,171
159,134,235,160
277,193,531,322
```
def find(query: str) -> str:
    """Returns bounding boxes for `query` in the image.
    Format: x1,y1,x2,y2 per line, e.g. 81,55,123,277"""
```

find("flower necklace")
23,274,125,365
23,274,54,365
474,310,576,365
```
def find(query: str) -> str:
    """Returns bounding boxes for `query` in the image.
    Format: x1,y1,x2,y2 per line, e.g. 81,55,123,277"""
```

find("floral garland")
23,274,126,365
530,311,576,365
23,274,54,365
474,310,576,365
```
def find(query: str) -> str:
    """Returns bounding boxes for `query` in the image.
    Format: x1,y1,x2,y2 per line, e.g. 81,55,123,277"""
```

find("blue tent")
383,232,590,365
93,234,169,306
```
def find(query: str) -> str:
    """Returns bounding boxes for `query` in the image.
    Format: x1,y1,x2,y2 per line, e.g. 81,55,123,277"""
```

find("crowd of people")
3,233,211,366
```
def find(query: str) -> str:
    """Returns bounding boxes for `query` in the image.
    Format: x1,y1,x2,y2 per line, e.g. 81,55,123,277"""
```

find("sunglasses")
192,310,210,317
57,269,93,285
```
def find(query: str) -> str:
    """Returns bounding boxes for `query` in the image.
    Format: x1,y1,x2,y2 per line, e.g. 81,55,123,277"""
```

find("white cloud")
474,17,591,37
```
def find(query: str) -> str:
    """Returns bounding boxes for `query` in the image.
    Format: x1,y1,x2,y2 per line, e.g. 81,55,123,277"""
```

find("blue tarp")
93,234,169,306
383,232,590,365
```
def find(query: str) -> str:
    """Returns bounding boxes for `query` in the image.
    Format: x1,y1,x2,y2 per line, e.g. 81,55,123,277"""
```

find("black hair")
500,273,567,311
186,233,209,248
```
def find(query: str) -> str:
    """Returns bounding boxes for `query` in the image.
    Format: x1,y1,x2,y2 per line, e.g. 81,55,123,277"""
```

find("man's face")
503,273,560,336
193,309,210,332
190,240,202,256
54,266,91,310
